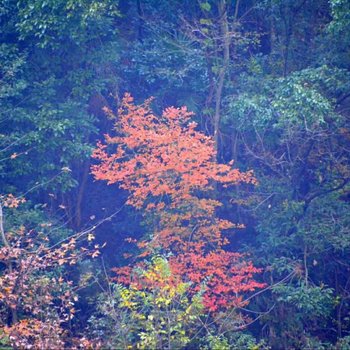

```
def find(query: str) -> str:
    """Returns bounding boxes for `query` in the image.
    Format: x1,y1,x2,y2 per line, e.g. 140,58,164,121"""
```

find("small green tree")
90,256,204,349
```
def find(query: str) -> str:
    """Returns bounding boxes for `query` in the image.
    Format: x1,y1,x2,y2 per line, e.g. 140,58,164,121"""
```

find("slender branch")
0,202,10,248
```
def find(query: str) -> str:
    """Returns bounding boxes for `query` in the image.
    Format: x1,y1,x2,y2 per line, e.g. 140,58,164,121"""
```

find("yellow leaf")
91,250,100,258
87,233,95,241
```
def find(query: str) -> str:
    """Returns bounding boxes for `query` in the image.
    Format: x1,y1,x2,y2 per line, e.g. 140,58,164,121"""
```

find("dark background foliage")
1,0,350,348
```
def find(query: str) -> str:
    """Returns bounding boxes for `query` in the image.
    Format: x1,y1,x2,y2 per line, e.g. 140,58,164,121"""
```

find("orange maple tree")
92,93,264,312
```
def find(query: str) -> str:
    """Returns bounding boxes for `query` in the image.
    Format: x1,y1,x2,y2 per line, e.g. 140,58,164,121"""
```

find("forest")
0,0,350,349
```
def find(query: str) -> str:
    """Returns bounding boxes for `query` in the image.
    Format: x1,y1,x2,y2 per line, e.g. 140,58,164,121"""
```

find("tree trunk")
213,0,231,156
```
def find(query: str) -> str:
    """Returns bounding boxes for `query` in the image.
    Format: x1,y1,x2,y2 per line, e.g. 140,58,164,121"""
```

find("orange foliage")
0,197,100,348
3,319,65,349
93,94,263,313
2,194,26,208
170,246,264,311
92,93,256,211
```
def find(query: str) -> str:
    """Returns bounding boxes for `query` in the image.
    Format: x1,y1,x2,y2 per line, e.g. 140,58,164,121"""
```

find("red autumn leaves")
92,93,264,312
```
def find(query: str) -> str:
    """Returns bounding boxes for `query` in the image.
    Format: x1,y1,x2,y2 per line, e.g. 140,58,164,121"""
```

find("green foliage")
16,0,120,48
119,35,207,112
1,0,350,348
89,256,204,349
334,336,350,350
273,283,334,319
202,333,270,350
328,0,350,35
205,335,230,350
0,0,120,199
226,66,348,133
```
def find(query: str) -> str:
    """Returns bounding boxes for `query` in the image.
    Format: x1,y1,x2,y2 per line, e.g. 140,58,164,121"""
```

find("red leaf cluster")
93,94,264,312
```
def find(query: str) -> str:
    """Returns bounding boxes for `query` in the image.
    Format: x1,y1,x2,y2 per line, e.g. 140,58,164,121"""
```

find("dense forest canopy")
1,0,350,348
